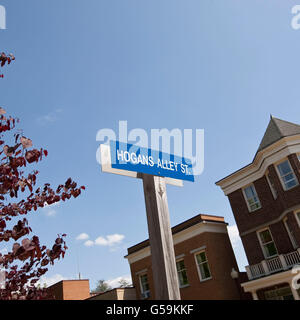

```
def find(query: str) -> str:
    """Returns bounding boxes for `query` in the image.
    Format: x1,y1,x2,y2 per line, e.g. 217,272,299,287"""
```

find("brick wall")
227,153,300,265
87,288,137,300
130,231,241,300
47,280,90,300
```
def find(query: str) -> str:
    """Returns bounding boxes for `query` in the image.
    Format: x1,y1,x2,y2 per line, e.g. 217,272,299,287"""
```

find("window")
264,286,294,300
243,184,261,212
176,260,189,288
139,274,150,299
283,218,298,249
295,211,300,227
297,211,300,223
258,228,278,258
266,172,278,199
277,160,298,190
195,251,211,281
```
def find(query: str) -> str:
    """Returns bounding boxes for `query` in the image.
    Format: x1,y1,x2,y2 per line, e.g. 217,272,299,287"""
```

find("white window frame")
275,159,299,191
257,227,278,259
176,259,189,288
283,217,298,250
266,171,278,200
194,250,212,282
295,210,300,228
242,183,262,213
139,273,150,299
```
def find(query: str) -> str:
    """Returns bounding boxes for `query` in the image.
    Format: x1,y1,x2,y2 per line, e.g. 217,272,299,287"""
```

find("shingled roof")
216,116,300,186
257,116,300,153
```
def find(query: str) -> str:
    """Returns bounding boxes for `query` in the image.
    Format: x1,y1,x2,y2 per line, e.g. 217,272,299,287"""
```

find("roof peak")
257,117,300,153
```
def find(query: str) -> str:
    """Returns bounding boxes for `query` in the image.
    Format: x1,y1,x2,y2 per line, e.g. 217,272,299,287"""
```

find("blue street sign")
110,141,194,182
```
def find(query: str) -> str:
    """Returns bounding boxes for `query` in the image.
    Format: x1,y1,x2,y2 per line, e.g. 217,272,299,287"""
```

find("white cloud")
82,234,125,248
106,275,132,289
44,202,60,208
38,274,67,288
95,234,125,247
228,225,240,248
37,109,62,125
84,240,94,247
43,201,60,217
0,247,7,255
46,209,57,217
76,233,89,241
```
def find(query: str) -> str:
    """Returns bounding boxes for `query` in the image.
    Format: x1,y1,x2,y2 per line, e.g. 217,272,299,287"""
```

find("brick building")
87,287,136,300
125,214,247,300
47,279,90,300
216,116,300,300
46,279,136,300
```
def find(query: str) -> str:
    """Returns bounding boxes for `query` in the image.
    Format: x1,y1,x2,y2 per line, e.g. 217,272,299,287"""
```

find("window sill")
141,291,151,300
199,277,212,283
248,207,262,214
179,284,190,289
283,184,299,192
265,254,279,260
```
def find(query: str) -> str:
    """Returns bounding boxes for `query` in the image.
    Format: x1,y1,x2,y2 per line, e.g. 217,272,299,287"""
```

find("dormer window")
243,184,261,212
276,160,298,190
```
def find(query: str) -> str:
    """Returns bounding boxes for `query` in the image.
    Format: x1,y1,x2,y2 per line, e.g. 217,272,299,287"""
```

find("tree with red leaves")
0,53,84,299
0,52,14,78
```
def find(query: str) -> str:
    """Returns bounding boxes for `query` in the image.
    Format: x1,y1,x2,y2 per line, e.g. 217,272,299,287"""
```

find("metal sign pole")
142,173,181,300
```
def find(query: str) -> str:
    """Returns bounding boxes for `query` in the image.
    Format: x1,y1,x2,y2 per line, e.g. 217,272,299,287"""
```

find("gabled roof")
216,116,300,188
257,116,300,153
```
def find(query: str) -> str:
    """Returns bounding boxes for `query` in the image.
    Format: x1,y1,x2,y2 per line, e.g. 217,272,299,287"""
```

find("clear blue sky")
1,0,300,289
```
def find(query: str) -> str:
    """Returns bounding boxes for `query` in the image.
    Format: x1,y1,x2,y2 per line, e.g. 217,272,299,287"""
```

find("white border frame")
139,272,150,299
275,158,299,191
176,258,189,288
242,183,262,213
194,250,212,283
100,144,183,187
283,217,298,250
294,210,300,228
256,227,278,259
266,171,278,200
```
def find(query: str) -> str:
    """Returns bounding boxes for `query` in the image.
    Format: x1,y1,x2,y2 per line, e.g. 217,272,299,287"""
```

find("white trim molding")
190,246,206,254
242,269,300,300
216,135,300,196
240,203,300,237
125,222,227,264
295,210,300,228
